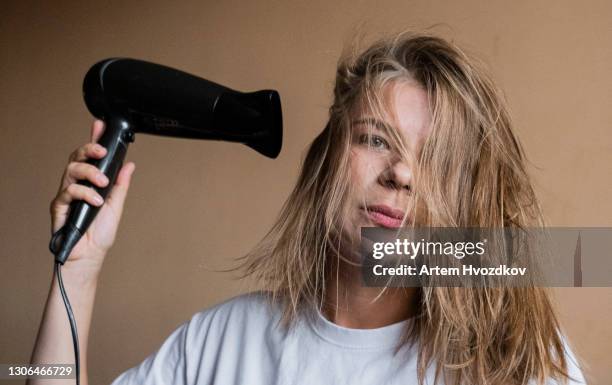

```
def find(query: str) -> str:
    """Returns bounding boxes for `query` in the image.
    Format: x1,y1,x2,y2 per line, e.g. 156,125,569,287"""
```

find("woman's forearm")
27,263,101,385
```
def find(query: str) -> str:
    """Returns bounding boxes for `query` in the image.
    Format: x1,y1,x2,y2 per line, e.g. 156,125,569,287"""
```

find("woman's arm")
28,119,135,384
27,263,101,385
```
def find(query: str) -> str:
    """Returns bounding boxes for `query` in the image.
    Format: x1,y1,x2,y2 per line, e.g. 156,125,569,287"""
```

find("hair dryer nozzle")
251,89,282,158
214,89,282,158
247,90,282,158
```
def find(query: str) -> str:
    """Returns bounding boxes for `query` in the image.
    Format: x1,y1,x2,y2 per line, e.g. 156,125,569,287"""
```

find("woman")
30,32,586,385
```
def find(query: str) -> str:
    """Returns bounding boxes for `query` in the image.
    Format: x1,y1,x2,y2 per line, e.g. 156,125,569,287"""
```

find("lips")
364,204,407,228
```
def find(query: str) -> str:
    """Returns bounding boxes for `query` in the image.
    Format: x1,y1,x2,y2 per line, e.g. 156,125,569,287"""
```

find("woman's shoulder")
525,333,588,385
109,292,286,385
557,334,588,385
194,290,276,317
184,291,282,338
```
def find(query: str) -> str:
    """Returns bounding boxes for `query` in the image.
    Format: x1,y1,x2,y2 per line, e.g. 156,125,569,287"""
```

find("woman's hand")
49,119,136,272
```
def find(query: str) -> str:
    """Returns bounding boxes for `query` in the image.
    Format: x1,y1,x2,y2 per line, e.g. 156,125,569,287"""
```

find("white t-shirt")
110,291,586,385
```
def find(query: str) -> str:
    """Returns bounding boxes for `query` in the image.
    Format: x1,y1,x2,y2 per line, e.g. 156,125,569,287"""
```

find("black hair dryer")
49,58,283,264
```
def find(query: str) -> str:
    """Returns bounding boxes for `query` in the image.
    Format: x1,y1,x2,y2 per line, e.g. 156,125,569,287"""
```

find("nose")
378,156,412,192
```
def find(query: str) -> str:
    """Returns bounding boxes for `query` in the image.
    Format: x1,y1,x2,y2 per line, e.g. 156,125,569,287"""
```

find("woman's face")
346,81,432,238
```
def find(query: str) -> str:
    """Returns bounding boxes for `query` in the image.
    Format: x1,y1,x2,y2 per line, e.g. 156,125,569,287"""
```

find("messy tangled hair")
238,31,574,385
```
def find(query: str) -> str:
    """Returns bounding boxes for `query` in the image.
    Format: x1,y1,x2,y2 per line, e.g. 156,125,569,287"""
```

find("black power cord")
55,262,81,385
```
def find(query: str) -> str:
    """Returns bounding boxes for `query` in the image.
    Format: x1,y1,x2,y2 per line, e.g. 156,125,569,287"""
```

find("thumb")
105,162,136,217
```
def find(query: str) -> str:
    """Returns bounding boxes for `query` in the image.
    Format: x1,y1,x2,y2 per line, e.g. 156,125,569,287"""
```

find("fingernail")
94,195,104,205
97,174,108,184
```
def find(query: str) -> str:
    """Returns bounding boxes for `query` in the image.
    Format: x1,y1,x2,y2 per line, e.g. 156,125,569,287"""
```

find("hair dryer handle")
49,115,134,264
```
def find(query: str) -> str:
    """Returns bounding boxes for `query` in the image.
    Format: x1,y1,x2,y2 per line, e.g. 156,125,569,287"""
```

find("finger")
105,162,136,217
90,120,105,143
54,183,104,210
69,143,107,162
63,161,109,188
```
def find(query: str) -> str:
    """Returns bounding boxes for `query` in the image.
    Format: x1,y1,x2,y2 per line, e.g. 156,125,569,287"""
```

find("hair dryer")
49,58,283,264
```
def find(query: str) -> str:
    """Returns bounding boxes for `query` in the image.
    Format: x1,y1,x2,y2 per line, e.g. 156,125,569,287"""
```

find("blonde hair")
238,31,575,385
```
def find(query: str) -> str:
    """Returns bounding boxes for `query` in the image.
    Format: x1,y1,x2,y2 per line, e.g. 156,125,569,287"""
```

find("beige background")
1,1,611,384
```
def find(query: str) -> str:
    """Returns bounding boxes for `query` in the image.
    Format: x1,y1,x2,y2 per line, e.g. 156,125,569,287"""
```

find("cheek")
349,150,383,197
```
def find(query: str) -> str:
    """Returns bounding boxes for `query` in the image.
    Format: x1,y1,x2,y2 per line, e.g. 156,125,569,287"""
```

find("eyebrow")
351,117,395,132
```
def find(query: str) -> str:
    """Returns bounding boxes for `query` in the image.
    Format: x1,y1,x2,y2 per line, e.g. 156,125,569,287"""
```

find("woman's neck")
322,258,419,329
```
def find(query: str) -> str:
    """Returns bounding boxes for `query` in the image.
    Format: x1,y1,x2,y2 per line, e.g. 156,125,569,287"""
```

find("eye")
358,134,390,150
